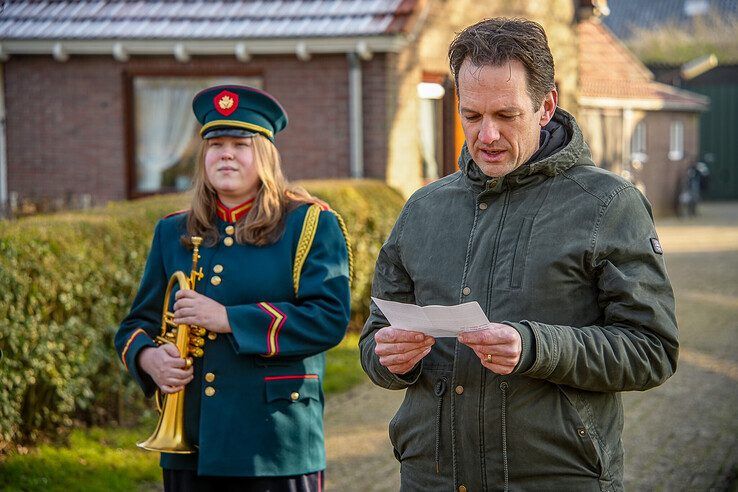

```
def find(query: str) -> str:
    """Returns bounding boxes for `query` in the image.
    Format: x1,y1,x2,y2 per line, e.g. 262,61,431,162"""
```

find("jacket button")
225,225,235,235
458,486,467,492
204,386,216,397
205,372,215,382
455,385,464,395
223,237,234,247
462,286,471,296
210,276,222,286
208,332,218,340
577,427,587,437
213,264,224,273
290,392,300,401
478,202,488,210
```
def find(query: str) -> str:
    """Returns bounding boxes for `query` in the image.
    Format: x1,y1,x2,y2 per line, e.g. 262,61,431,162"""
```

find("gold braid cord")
293,204,354,296
330,209,354,286
293,204,321,296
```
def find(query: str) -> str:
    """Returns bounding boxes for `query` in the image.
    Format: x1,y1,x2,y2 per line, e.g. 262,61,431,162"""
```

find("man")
360,18,678,491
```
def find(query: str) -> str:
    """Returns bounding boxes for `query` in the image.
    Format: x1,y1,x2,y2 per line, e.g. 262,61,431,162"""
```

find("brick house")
0,0,595,213
577,18,709,215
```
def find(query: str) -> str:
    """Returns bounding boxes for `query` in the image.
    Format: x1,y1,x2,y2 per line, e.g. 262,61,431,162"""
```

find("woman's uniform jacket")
115,201,351,477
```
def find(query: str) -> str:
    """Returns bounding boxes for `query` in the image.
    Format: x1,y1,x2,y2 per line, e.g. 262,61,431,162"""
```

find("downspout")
0,62,7,212
347,52,364,178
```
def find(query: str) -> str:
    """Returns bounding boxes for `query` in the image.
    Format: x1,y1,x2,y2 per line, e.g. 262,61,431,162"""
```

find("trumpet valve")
189,336,205,347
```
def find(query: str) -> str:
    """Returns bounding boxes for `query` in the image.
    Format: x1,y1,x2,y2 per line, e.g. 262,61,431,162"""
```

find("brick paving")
323,202,738,491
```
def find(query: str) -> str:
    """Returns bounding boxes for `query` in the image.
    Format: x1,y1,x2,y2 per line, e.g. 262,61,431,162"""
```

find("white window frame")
669,120,684,161
630,120,648,163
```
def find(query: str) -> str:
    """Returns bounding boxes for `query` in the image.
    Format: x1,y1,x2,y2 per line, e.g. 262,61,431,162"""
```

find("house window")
133,76,262,194
417,81,446,181
630,120,647,162
669,120,684,161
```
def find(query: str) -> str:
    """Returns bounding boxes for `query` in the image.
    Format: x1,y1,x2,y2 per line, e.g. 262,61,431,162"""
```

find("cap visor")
203,128,257,139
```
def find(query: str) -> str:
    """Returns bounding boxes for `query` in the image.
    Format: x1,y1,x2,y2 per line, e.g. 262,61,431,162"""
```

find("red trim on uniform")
216,197,255,223
163,209,188,219
263,374,319,381
257,302,287,357
121,328,147,370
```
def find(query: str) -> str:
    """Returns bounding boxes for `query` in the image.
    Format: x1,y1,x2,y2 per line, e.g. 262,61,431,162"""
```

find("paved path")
323,202,738,491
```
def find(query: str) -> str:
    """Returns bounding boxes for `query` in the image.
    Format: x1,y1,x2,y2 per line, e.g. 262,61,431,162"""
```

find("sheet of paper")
371,297,491,337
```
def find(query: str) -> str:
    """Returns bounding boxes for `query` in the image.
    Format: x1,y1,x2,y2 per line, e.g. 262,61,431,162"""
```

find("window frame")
124,69,264,199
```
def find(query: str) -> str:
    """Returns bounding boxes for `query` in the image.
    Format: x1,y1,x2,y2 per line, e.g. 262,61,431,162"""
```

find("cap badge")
214,90,239,116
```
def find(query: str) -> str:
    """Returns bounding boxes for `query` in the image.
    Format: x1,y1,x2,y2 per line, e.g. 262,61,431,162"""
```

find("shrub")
0,179,404,449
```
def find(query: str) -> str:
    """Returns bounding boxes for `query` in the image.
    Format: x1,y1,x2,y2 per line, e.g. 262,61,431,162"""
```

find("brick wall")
4,53,389,205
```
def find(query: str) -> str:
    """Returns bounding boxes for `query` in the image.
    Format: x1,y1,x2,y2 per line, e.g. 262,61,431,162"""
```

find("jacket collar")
461,107,591,193
216,197,255,223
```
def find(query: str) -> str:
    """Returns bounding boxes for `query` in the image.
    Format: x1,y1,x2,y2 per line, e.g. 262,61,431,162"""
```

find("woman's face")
204,136,260,205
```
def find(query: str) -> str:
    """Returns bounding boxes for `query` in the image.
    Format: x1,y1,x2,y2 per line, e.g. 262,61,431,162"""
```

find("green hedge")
0,179,404,449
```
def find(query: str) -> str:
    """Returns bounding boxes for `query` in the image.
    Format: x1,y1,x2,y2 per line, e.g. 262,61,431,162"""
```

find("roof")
0,0,420,40
603,0,737,40
578,19,709,112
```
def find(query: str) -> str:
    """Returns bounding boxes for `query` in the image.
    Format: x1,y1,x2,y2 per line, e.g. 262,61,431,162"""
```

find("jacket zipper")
434,377,447,474
500,381,509,492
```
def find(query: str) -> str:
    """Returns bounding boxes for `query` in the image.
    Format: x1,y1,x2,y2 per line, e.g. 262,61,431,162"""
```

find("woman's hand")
173,290,232,333
138,344,194,394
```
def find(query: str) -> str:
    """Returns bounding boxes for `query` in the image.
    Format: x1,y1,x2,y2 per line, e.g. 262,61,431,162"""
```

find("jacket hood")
461,107,593,192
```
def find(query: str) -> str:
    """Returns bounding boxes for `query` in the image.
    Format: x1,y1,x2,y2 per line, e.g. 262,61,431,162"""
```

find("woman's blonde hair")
183,134,317,247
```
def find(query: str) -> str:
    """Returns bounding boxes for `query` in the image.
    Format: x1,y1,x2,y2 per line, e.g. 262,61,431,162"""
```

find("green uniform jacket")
360,109,678,491
115,203,351,477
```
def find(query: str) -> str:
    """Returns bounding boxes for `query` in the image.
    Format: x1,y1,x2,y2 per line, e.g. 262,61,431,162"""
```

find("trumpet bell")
137,386,195,453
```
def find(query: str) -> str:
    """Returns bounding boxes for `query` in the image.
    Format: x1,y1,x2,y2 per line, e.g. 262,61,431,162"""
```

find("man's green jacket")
360,108,678,491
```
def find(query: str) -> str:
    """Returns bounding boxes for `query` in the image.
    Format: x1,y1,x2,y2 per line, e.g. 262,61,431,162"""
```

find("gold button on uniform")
223,237,234,247
458,486,467,492
208,332,218,340
205,372,216,382
211,276,222,286
204,386,216,397
225,225,235,235
290,392,300,401
455,385,464,395
213,264,224,273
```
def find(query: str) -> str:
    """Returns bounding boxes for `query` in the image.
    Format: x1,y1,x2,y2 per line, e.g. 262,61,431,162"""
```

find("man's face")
458,58,557,178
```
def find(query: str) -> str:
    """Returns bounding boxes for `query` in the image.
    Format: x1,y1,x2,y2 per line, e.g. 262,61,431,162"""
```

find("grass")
0,333,363,491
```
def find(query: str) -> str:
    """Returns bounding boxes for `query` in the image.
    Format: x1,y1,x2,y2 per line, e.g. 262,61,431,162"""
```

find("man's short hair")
448,18,555,109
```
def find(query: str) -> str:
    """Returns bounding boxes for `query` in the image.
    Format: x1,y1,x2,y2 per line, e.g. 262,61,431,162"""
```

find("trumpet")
138,236,206,454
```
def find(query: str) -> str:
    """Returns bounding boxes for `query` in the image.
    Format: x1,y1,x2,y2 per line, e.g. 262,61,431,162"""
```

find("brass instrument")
138,236,206,454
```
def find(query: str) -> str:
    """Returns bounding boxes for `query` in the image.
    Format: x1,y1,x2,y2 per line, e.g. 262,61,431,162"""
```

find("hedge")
0,179,405,449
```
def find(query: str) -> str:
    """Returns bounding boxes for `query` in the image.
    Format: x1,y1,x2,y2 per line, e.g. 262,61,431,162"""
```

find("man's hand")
458,323,522,375
173,290,231,333
138,344,194,394
374,327,435,375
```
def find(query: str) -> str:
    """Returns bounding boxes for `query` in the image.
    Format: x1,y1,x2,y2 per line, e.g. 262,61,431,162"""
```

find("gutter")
0,36,409,58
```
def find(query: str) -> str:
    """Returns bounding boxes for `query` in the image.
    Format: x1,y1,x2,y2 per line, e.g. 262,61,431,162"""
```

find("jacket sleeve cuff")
226,303,285,356
505,321,536,374
120,329,158,397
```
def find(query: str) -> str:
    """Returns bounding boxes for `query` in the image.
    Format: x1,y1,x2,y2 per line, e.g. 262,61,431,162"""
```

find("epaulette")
163,209,189,219
293,203,353,296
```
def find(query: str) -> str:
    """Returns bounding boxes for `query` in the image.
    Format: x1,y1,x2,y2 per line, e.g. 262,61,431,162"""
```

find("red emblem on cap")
213,90,239,117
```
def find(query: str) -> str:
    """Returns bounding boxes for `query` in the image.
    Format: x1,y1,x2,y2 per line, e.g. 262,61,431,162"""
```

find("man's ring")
485,354,493,363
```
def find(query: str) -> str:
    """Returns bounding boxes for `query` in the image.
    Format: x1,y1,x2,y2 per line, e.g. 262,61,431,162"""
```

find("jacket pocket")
264,375,321,403
510,216,534,289
389,366,452,467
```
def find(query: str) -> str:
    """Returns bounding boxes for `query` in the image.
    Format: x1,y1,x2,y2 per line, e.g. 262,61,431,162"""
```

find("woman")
115,85,352,491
